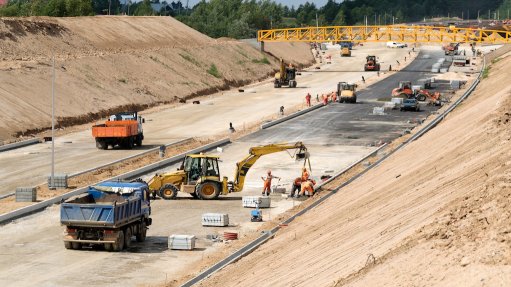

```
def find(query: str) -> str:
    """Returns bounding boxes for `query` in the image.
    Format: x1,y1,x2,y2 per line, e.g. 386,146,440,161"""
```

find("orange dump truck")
92,112,144,150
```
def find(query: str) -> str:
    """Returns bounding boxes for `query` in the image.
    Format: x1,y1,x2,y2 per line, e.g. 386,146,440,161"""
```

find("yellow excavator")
147,142,310,200
274,59,297,88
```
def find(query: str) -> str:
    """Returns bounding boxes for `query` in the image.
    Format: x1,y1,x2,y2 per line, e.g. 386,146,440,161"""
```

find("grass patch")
251,57,271,64
482,66,491,79
491,57,501,64
377,97,392,102
179,53,201,67
207,64,221,78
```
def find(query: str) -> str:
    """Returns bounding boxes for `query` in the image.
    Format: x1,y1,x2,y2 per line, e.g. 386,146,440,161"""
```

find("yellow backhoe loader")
274,59,297,88
147,142,310,200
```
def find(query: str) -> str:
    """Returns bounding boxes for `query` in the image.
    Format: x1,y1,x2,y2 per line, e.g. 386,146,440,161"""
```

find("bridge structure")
257,25,511,50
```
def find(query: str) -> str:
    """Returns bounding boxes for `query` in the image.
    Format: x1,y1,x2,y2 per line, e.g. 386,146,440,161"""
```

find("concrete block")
15,187,36,202
202,213,229,227
48,174,68,189
242,196,271,208
168,234,196,250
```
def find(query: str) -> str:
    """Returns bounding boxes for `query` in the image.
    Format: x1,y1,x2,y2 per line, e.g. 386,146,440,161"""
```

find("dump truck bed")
60,193,143,228
92,120,139,138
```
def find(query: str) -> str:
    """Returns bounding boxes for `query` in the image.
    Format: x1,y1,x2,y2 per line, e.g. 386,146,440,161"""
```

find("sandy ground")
195,53,511,286
0,16,314,141
0,42,411,199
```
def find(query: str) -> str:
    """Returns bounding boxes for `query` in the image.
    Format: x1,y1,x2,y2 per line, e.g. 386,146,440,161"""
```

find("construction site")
0,15,510,287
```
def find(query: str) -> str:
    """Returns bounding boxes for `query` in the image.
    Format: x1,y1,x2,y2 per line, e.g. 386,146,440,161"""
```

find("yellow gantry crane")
258,25,511,44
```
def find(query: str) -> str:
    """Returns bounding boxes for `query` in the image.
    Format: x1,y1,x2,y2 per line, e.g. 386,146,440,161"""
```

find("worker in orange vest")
298,178,316,198
261,170,279,196
301,167,310,181
290,177,302,198
322,94,328,105
331,91,337,103
305,93,312,107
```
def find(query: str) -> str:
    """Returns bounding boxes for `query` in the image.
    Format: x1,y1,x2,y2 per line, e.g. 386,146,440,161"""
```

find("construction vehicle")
400,99,420,112
60,181,152,251
443,43,459,55
364,55,380,71
391,81,414,98
337,82,357,103
147,142,310,200
339,41,353,50
340,47,351,57
274,59,297,88
92,112,144,150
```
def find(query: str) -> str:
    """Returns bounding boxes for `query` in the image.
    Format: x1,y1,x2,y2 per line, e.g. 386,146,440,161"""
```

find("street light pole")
50,56,55,190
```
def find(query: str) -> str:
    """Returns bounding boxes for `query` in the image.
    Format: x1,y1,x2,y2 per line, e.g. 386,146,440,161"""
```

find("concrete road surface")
0,43,411,196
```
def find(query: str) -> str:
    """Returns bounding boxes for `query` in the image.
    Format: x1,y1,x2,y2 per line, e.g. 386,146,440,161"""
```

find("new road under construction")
0,17,510,287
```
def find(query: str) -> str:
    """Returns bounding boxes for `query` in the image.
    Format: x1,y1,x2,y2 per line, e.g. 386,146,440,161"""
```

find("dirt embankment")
0,16,313,141
193,53,511,286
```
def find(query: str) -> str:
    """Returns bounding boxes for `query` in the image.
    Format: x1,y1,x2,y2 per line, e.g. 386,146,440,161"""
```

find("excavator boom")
232,142,309,192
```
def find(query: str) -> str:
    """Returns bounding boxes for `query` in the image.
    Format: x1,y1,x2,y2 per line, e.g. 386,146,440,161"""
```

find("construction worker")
322,94,328,106
298,178,316,198
301,167,310,181
261,170,279,196
305,93,312,107
290,177,302,198
331,91,337,103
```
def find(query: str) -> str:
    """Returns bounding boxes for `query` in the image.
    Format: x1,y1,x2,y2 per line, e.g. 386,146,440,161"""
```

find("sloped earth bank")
0,16,313,141
194,54,511,286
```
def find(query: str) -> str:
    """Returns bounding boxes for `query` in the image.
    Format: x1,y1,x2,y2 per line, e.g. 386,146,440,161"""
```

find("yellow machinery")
257,25,511,44
147,142,309,200
274,59,297,88
340,47,351,57
337,82,357,103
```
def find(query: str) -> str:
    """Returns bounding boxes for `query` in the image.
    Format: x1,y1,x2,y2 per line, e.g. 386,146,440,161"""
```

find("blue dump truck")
60,181,152,251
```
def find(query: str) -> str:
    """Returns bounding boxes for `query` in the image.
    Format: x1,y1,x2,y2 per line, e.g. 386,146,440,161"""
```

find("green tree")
134,0,154,16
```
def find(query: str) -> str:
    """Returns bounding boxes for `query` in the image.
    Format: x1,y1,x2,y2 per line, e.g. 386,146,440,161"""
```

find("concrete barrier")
0,138,40,153
261,104,325,129
0,138,231,225
69,138,192,177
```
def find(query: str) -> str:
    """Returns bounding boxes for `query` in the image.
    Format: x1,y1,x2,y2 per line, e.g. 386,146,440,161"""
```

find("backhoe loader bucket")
295,151,309,160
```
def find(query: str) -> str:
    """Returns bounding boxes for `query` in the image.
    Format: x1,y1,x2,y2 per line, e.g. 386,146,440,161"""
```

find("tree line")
0,0,506,38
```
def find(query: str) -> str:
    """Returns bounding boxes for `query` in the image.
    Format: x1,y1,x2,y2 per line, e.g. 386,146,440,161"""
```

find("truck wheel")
124,228,132,249
104,243,113,251
113,231,124,252
71,242,81,250
417,94,427,101
64,241,72,249
197,182,220,200
96,140,107,150
160,184,178,200
127,137,134,149
135,136,142,146
191,191,199,199
136,222,147,242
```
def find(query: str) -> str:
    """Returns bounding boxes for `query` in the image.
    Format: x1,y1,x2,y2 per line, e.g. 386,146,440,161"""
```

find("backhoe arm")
231,142,309,192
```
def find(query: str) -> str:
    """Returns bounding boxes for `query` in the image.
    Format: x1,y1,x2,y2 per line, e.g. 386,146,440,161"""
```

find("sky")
181,0,330,8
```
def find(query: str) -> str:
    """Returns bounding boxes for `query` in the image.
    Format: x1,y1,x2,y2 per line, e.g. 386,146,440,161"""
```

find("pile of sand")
192,50,511,287
0,16,313,141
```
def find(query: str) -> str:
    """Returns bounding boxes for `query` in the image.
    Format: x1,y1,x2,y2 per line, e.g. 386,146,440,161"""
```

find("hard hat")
302,167,307,171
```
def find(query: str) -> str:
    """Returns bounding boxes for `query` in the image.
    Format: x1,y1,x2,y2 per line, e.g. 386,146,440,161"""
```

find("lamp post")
50,56,55,190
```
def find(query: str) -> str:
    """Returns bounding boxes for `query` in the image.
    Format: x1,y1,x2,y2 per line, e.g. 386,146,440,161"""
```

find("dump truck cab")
337,82,357,103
